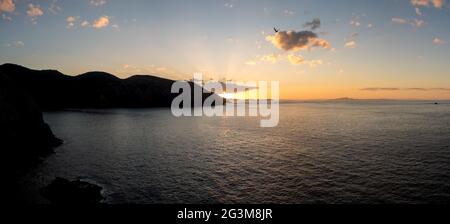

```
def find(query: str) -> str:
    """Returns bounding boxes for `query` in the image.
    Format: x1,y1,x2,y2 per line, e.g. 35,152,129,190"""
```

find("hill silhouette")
0,63,222,109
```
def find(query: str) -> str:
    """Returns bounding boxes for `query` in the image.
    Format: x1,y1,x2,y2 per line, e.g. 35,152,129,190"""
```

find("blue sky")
1,0,450,99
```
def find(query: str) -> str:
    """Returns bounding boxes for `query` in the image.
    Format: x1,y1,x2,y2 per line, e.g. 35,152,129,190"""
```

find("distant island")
330,97,395,101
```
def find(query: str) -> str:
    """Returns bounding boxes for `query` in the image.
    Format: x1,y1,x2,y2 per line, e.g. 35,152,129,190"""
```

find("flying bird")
274,27,279,33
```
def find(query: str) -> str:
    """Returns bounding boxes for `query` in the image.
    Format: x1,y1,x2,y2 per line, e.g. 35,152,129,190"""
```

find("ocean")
20,101,450,203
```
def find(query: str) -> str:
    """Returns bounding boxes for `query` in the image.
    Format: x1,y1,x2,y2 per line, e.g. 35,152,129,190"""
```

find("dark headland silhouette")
0,63,222,109
0,63,223,203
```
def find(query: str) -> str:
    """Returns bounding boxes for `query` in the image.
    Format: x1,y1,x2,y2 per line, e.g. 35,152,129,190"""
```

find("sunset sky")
1,0,450,99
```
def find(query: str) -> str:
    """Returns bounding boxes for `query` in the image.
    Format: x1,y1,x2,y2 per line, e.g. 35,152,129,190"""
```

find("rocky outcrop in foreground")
1,71,62,202
0,72,62,168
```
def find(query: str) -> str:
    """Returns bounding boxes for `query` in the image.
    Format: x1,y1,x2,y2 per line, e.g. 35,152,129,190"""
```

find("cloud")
361,88,400,91
93,15,110,28
287,54,323,67
224,3,234,8
27,4,44,24
81,20,90,27
344,32,358,49
49,0,61,14
350,32,359,39
287,54,305,65
410,0,445,8
67,16,114,29
247,53,323,67
13,40,24,47
433,37,447,45
0,0,15,13
345,41,357,49
303,59,323,68
245,60,257,66
66,16,79,28
7,40,24,47
283,10,295,16
266,30,331,52
350,20,361,27
367,23,373,28
392,17,426,28
2,13,12,21
361,87,450,91
432,0,446,8
303,18,321,30
260,54,282,63
90,0,107,6
225,38,240,44
392,17,408,24
415,7,422,16
411,0,431,7
411,19,426,27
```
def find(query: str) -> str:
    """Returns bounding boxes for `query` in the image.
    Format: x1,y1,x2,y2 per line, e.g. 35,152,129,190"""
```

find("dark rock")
0,71,62,167
1,71,62,202
41,177,104,204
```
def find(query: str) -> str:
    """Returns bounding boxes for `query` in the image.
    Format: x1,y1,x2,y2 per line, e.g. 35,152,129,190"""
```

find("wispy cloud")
13,40,24,47
224,0,236,8
411,19,426,27
303,18,321,30
344,41,357,49
2,13,12,21
246,53,323,68
90,0,107,6
361,87,450,91
49,0,61,14
433,37,447,45
392,17,426,28
6,40,24,47
81,20,90,27
344,32,358,49
260,54,282,63
283,10,295,16
287,54,305,65
392,17,408,24
225,38,240,44
287,54,323,67
415,7,423,16
350,20,361,27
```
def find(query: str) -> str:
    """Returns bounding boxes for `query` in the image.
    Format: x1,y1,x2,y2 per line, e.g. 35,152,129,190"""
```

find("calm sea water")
21,101,450,203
